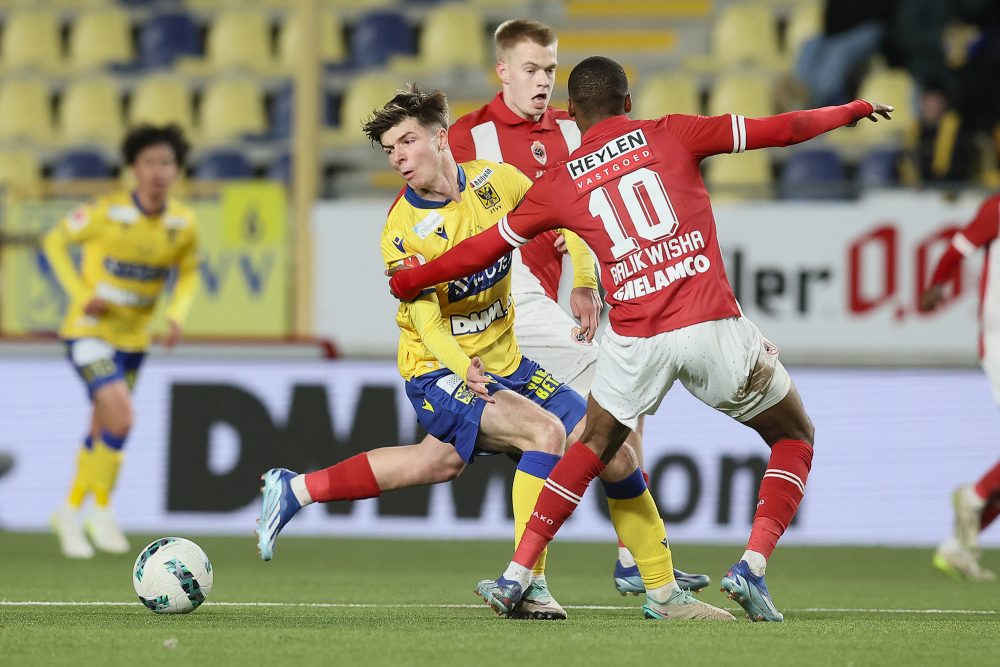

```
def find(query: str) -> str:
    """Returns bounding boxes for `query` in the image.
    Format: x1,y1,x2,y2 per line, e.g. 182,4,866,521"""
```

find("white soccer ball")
132,537,214,614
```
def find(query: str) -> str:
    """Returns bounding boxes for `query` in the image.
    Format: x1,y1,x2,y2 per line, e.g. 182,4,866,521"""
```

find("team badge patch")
531,141,547,165
474,183,501,209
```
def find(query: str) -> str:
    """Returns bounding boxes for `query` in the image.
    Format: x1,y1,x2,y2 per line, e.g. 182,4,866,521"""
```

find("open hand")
164,319,183,348
570,287,602,343
850,101,894,126
83,297,109,317
465,356,495,403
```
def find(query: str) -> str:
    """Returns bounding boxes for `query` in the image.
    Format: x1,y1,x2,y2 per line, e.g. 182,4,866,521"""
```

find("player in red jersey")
390,56,893,622
449,18,708,595
921,194,1000,581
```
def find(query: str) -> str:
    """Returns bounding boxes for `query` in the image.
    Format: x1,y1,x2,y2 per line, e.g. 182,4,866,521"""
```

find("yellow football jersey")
42,191,200,351
381,160,533,380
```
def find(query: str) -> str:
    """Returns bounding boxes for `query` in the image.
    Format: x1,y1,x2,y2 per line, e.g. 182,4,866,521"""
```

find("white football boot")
85,506,130,554
51,506,94,559
933,537,996,582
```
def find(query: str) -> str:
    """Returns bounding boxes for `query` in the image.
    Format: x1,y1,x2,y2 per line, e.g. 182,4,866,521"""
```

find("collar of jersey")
403,165,467,209
489,93,557,131
580,114,632,145
131,191,166,217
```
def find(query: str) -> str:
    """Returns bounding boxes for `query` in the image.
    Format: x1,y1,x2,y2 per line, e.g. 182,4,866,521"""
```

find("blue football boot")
257,468,301,561
614,560,711,595
720,560,784,622
474,576,525,616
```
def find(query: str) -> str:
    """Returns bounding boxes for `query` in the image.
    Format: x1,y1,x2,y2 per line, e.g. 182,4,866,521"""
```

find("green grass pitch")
1,533,997,666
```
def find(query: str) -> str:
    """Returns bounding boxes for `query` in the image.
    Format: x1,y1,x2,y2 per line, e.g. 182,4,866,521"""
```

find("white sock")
502,561,532,588
963,485,987,510
617,546,636,568
742,549,767,576
290,475,314,507
647,580,681,604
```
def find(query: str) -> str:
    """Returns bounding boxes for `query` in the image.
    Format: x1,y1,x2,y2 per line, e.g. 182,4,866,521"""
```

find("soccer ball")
132,537,214,614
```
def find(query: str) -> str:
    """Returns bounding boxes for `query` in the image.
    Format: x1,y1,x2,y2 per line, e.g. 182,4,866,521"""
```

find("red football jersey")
450,93,581,300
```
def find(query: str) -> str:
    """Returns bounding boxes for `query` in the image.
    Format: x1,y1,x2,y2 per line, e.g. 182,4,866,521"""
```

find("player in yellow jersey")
45,124,200,559
258,87,732,622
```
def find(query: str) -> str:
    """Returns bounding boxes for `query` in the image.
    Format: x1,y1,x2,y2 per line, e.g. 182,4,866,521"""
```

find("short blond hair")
494,19,557,62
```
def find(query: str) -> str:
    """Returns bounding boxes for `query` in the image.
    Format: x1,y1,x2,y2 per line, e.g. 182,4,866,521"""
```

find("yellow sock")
67,446,95,508
91,440,124,508
608,489,675,590
512,469,549,576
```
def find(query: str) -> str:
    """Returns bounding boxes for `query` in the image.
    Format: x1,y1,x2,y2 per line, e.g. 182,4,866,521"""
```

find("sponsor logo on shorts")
434,374,476,405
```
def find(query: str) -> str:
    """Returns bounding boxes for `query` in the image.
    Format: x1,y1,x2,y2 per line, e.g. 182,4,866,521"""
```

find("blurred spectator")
795,0,896,107
902,80,976,186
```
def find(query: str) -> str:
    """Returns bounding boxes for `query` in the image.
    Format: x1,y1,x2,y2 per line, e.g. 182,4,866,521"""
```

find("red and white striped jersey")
928,194,1000,358
449,93,581,300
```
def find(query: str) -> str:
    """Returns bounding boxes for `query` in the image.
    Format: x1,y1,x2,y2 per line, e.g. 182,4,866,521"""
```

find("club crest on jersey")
474,182,502,211
531,141,547,165
392,236,406,253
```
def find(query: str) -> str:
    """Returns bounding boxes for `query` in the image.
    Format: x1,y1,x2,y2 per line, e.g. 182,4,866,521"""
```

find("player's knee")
529,414,567,456
602,443,639,481
103,408,134,439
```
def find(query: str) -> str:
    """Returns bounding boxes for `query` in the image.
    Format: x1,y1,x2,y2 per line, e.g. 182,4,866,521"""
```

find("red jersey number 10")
587,167,680,260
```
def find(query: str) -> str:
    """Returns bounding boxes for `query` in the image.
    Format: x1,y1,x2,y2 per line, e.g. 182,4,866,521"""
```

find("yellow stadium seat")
199,79,267,144
60,76,124,147
409,4,487,73
69,6,134,71
326,73,401,147
708,73,774,118
0,79,53,144
1,9,62,73
785,2,823,60
704,150,773,201
635,72,701,119
278,9,346,69
0,149,42,197
129,74,195,134
686,4,781,71
854,68,915,144
205,10,273,73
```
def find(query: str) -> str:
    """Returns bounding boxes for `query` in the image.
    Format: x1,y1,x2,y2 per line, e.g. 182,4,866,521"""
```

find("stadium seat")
128,74,195,134
0,149,42,197
784,2,824,62
708,73,774,119
1,9,63,73
705,150,773,201
392,3,486,74
202,10,273,73
278,9,347,70
199,79,267,144
857,147,900,188
326,73,400,146
270,86,342,139
0,79,53,144
779,149,848,199
351,10,414,69
139,12,201,69
635,72,701,119
69,6,134,71
267,152,292,183
59,76,124,147
687,4,781,71
51,149,112,180
853,69,915,145
193,149,253,180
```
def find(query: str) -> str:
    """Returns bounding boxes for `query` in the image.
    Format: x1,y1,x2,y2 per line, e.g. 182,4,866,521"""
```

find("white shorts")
590,316,792,431
513,290,599,396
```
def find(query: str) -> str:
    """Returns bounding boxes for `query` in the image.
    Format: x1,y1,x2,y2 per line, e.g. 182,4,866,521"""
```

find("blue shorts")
64,338,146,399
404,356,586,463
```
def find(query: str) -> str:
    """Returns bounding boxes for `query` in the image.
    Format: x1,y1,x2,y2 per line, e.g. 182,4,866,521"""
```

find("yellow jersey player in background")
44,124,199,559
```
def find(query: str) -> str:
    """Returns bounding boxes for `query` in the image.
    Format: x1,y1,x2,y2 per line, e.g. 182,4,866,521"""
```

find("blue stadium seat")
51,150,112,180
139,13,201,69
268,153,291,184
779,149,848,199
270,88,341,138
193,150,253,180
857,148,900,188
350,11,414,69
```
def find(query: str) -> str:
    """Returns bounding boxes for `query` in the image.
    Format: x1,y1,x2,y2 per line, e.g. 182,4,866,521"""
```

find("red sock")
747,440,813,558
973,460,1000,500
304,453,381,503
982,496,1000,531
513,442,606,568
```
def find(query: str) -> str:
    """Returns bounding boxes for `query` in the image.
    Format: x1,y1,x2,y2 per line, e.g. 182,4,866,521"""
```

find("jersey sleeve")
40,201,105,301
495,162,533,205
406,293,472,379
929,195,1000,286
165,222,201,324
448,120,476,163
561,230,598,289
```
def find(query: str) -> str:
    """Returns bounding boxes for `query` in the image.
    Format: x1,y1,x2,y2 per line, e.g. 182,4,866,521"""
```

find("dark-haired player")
390,56,893,621
45,124,200,558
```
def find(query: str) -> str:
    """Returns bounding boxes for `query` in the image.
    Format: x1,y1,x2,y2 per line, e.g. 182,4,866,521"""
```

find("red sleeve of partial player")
448,121,475,163
929,194,1000,285
743,100,874,150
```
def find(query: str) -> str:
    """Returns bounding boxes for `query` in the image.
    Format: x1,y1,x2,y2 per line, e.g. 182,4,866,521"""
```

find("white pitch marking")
1,600,998,615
